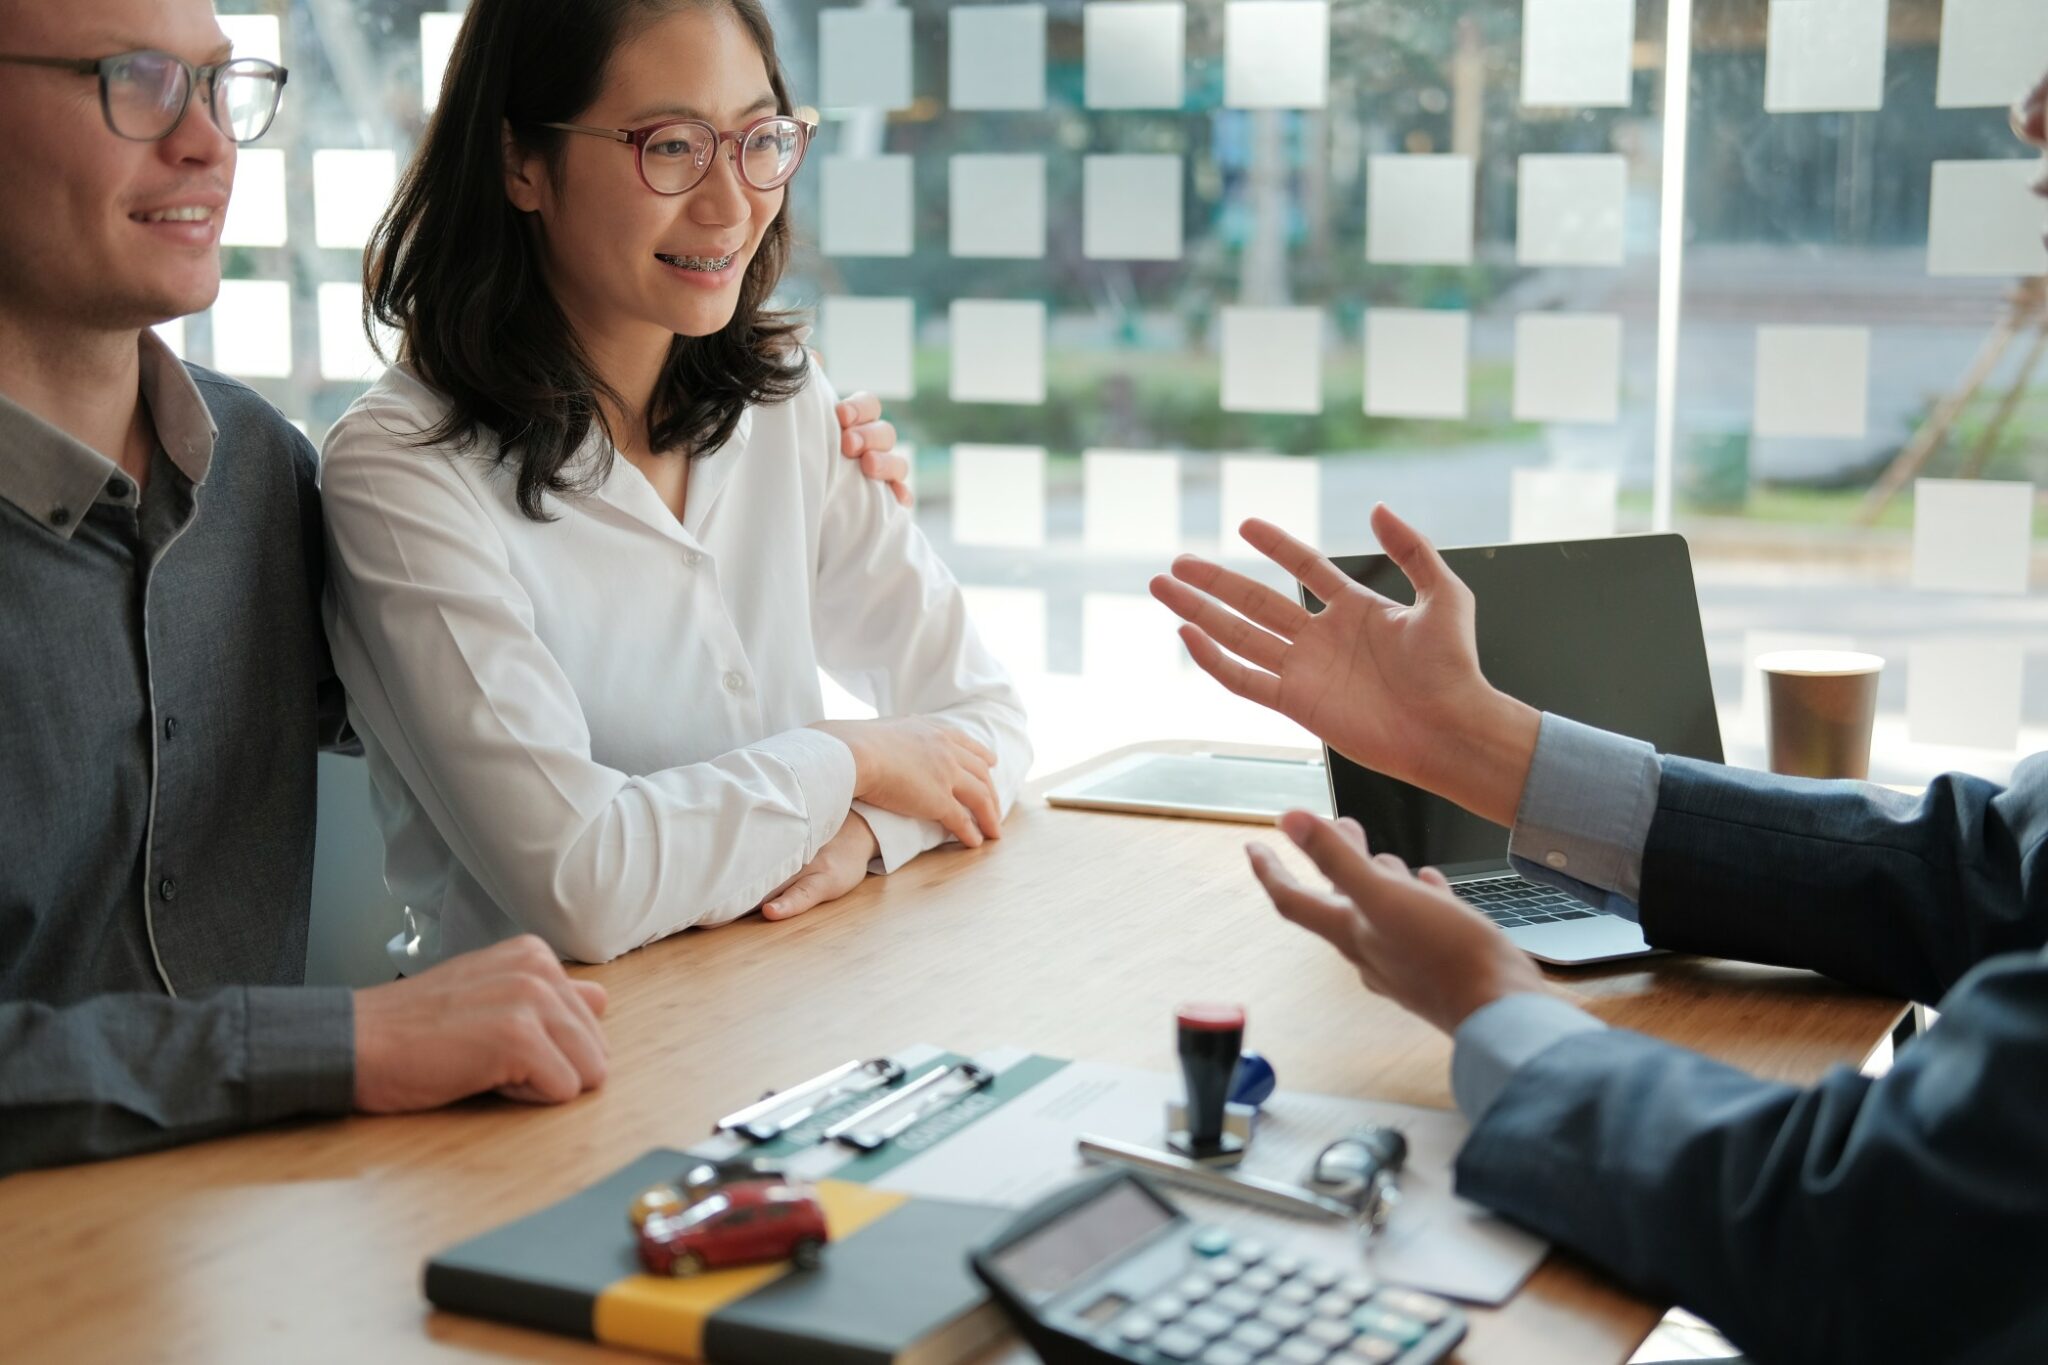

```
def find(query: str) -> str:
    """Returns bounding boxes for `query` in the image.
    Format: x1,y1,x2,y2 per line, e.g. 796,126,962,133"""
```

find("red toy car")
636,1181,830,1277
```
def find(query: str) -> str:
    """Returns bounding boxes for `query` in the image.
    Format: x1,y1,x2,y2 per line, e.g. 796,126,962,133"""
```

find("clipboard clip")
715,1057,907,1143
824,1062,995,1152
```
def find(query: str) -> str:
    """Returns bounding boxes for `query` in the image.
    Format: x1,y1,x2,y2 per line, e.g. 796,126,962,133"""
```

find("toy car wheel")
670,1251,706,1278
791,1237,824,1271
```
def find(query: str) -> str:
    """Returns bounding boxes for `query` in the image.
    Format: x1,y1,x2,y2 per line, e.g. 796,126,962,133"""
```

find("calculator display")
988,1180,1174,1300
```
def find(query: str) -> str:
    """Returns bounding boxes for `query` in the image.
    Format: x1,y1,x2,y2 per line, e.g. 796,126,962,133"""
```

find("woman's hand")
833,391,912,507
810,718,1003,847
762,814,880,920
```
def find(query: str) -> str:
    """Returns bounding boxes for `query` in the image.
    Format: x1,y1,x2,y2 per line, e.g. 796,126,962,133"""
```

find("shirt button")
108,479,131,500
1545,851,1570,870
723,671,747,695
163,715,181,739
684,550,703,568
49,506,71,528
158,877,178,902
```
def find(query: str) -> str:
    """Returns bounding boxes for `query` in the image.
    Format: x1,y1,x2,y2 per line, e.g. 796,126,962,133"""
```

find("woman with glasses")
320,0,1031,969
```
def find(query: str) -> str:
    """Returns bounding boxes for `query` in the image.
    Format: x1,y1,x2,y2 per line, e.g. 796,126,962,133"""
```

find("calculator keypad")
1094,1227,1460,1365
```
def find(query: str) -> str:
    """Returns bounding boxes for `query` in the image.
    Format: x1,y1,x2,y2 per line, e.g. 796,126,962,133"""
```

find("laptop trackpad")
1511,914,1654,966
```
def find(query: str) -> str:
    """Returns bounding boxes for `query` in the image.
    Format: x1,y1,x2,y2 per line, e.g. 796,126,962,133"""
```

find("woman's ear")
502,118,546,214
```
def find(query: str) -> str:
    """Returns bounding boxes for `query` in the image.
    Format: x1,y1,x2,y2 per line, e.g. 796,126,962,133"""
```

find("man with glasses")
0,0,904,1174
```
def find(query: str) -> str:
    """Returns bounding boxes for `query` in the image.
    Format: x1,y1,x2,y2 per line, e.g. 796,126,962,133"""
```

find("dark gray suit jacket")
1456,756,2048,1364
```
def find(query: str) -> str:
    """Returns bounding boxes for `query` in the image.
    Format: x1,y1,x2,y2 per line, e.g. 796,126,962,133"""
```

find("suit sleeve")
1640,754,2048,1003
1453,948,2048,1364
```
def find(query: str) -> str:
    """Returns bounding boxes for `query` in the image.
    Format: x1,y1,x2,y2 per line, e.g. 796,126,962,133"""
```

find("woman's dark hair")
364,0,807,520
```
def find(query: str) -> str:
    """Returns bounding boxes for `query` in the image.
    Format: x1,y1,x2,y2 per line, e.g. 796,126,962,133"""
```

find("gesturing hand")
351,935,609,1112
763,813,881,920
1248,812,1552,1035
810,717,1003,848
1150,504,1539,828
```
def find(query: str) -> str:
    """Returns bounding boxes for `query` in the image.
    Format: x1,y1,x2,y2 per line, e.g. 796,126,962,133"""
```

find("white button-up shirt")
320,361,1031,968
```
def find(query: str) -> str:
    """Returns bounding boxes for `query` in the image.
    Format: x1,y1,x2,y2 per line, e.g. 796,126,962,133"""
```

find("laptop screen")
1312,534,1724,879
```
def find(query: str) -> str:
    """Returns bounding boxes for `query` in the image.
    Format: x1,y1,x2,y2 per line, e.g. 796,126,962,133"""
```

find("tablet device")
1043,751,1333,825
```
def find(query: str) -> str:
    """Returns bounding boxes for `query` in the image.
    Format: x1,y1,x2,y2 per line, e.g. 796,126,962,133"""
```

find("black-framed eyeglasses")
539,113,814,196
0,49,288,144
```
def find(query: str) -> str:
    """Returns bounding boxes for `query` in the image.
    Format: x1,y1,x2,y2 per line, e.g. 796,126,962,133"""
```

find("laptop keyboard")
1457,876,1604,928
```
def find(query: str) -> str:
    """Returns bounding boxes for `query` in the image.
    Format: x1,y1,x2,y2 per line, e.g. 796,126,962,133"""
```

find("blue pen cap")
1228,1051,1276,1108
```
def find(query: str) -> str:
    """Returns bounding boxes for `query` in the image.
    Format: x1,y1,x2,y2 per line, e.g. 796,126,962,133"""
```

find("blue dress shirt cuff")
1449,992,1608,1121
1506,712,1662,920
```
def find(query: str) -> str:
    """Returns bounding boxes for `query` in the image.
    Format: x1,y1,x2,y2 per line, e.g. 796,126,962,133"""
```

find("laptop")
1309,533,1724,966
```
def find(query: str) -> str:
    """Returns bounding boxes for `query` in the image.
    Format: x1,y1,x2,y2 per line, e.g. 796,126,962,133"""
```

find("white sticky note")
1513,313,1622,424
819,296,915,400
312,149,397,251
1085,593,1182,678
1927,160,2046,278
421,11,463,112
1740,630,1858,747
950,5,1046,110
950,155,1046,259
1753,325,1868,438
1509,468,1619,542
1084,451,1182,553
1517,154,1628,266
1763,0,1887,113
961,586,1048,676
820,7,913,111
1085,2,1185,109
219,14,282,65
1366,309,1469,420
1912,478,2034,594
152,317,187,360
1084,155,1182,260
1937,0,2048,108
953,444,1047,547
317,283,386,383
1908,640,2024,751
209,279,292,379
1366,156,1475,266
224,148,288,248
1224,1,1328,110
1220,307,1321,414
951,300,1045,404
1219,455,1321,550
1521,0,1635,108
822,155,913,257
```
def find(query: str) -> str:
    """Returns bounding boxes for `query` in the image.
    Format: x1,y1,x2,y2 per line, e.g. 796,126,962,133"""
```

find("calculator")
969,1170,1466,1365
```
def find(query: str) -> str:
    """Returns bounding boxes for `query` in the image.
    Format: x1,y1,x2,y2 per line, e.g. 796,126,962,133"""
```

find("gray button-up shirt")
0,333,355,1174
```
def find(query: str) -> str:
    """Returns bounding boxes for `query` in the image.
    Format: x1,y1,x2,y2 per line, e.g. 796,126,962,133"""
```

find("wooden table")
0,742,1903,1364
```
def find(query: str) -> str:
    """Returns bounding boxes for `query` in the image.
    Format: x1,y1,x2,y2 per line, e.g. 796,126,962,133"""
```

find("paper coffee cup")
1756,650,1884,781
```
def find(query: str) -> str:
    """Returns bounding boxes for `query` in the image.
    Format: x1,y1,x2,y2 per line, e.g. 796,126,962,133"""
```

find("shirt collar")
0,329,218,540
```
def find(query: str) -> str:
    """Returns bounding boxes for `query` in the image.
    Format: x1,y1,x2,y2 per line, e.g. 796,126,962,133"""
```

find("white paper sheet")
223,148,288,248
1085,450,1183,553
1521,0,1635,108
1763,0,1887,113
961,587,1049,676
820,7,913,111
822,155,914,257
1908,640,2025,751
953,445,1047,548
819,296,915,400
218,14,282,65
1927,160,2047,278
209,280,292,380
873,1059,1549,1306
1911,478,2035,595
950,5,1046,110
1366,309,1469,420
1936,0,2048,108
1084,155,1184,261
1085,1,1186,109
1219,455,1321,552
951,155,1047,259
1221,307,1322,414
312,149,397,251
420,11,462,112
1753,324,1869,438
1513,313,1622,424
951,300,1046,404
1517,153,1627,266
316,283,383,383
1224,0,1329,110
1509,468,1619,542
1366,156,1475,266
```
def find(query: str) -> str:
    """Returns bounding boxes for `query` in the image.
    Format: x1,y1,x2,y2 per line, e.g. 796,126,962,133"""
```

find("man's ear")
502,118,545,214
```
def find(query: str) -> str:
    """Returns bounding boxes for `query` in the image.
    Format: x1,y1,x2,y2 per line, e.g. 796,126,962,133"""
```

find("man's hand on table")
352,935,609,1111
1248,813,1552,1034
